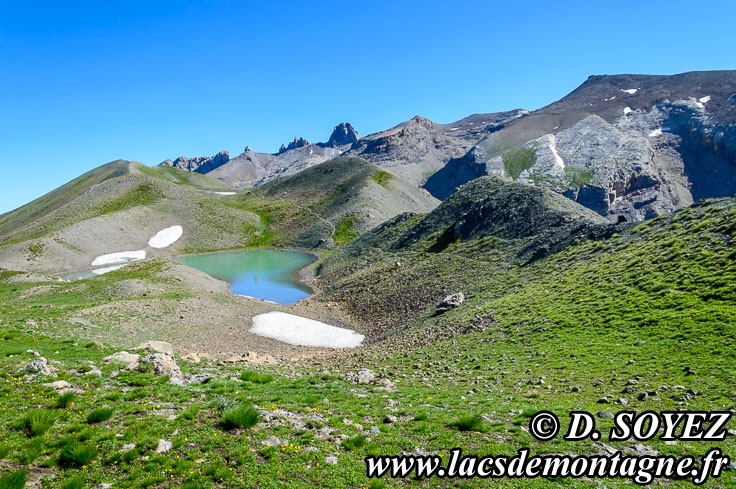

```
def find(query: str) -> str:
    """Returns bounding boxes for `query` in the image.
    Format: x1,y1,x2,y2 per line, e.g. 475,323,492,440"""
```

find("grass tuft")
12,409,56,437
342,434,367,451
55,392,76,409
86,408,113,424
239,370,273,384
450,414,485,432
0,470,26,489
58,442,98,468
61,477,84,489
221,405,260,430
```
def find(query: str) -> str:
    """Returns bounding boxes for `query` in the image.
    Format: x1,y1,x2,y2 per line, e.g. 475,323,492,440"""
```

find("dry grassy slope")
0,161,259,274
245,157,439,248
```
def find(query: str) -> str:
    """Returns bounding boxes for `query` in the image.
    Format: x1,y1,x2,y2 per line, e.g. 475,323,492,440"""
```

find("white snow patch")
91,250,146,267
623,107,633,115
92,264,127,275
648,128,663,137
548,135,565,170
250,312,364,348
148,225,183,249
621,88,638,95
214,191,236,196
309,148,313,155
699,95,711,104
449,127,460,131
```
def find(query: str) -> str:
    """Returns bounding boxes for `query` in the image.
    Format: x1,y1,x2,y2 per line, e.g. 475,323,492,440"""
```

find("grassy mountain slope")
131,162,235,191
0,161,261,274
224,157,438,248
0,160,131,240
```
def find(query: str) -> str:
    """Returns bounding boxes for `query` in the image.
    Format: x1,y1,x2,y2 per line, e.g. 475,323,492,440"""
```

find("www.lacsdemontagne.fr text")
365,447,730,485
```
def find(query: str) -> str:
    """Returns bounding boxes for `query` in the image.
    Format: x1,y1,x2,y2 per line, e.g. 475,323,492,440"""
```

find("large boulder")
435,292,465,314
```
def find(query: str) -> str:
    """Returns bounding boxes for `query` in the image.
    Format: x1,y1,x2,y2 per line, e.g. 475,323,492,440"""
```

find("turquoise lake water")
172,250,316,305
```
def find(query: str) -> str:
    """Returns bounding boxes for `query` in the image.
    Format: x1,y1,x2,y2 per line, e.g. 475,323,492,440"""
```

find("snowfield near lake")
214,192,236,196
148,225,183,249
91,250,146,266
250,312,364,348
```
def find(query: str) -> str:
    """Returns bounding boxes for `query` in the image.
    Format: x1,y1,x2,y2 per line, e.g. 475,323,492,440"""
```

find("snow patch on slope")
250,312,364,348
621,88,638,95
148,225,183,249
91,250,146,266
548,135,565,170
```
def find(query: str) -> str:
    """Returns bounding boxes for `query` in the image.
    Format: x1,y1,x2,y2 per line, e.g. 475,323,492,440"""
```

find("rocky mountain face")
160,151,230,174
345,111,527,186
425,71,736,222
324,122,359,147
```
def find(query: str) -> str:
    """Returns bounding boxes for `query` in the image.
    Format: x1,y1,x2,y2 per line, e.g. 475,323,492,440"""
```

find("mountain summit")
325,122,359,147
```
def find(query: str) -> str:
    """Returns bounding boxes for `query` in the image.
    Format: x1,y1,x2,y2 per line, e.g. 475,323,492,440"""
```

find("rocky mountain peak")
408,115,434,128
159,150,230,174
278,137,309,155
326,122,359,147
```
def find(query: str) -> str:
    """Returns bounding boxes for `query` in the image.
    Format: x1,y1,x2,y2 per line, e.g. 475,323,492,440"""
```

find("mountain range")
161,70,736,222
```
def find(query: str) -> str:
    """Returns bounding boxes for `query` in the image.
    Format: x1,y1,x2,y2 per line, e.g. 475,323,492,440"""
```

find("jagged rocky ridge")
159,151,230,174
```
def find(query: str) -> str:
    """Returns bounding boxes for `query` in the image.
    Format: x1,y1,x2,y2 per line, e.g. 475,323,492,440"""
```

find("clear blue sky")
1,1,735,213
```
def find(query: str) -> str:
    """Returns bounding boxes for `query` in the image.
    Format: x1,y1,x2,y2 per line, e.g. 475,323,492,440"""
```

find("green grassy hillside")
223,157,438,248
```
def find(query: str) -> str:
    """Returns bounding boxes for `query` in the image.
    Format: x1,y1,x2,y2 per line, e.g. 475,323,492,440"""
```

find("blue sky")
1,1,735,213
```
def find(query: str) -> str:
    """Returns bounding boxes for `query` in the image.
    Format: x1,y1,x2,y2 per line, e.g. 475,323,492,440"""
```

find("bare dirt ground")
65,262,366,363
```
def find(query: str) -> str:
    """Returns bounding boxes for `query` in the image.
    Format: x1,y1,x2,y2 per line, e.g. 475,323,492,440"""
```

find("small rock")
637,392,648,401
23,357,52,375
182,353,201,363
383,415,397,424
262,435,282,447
122,444,136,451
156,439,172,453
596,398,609,404
346,368,375,384
137,341,174,354
325,456,338,465
103,351,140,370
597,411,614,419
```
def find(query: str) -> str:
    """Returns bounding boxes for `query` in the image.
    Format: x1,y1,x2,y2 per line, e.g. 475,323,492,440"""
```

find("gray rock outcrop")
326,122,359,147
435,292,465,314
